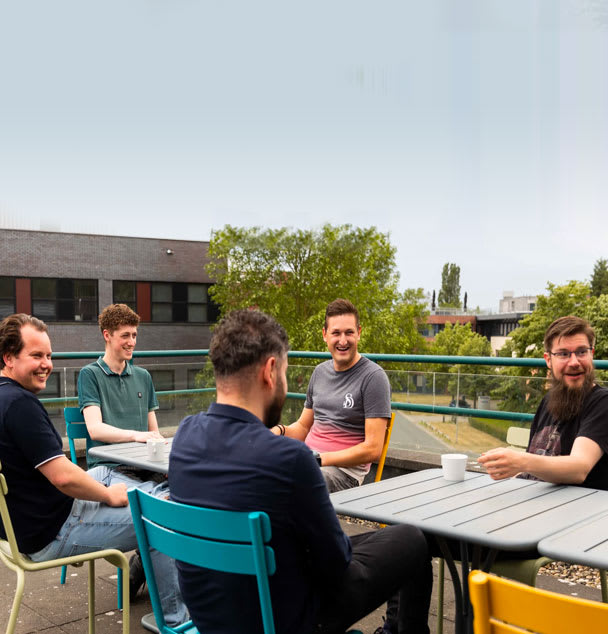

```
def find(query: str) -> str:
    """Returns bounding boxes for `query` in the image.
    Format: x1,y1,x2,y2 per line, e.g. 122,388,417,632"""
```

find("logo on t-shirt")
343,393,354,409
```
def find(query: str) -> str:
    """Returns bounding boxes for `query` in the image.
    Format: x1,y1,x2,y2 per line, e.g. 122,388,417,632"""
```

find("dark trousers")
384,533,540,633
316,524,432,634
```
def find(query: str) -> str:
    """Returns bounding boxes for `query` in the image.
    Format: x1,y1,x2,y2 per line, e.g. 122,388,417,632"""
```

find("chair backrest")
375,412,395,482
469,570,608,634
127,487,277,634
0,460,26,565
64,407,93,464
506,426,530,452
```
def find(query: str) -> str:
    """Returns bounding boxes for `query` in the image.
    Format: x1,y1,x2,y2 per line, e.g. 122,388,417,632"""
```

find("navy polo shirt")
169,402,352,634
0,378,73,553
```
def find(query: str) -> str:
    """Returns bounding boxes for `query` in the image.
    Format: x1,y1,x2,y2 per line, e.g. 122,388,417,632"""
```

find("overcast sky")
2,1,607,311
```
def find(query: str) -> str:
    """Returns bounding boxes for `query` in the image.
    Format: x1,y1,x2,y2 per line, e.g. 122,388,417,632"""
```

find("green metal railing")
42,349,608,423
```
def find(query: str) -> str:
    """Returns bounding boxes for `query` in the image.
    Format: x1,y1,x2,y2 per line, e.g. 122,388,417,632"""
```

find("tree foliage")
591,258,608,297
206,224,429,353
430,323,495,407
438,263,461,308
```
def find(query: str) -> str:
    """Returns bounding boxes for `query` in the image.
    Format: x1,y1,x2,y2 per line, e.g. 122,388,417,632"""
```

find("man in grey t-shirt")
276,299,391,492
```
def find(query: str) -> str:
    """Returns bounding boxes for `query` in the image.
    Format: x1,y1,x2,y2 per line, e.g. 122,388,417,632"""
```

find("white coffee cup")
441,453,468,481
147,438,165,462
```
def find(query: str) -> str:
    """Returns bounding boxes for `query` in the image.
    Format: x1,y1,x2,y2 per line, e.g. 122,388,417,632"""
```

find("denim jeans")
28,465,188,627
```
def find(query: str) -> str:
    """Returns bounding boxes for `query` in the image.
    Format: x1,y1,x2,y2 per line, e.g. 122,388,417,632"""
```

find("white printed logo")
343,393,354,409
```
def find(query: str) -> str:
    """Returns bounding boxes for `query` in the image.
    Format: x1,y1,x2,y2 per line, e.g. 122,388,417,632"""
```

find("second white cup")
147,438,165,462
441,453,468,481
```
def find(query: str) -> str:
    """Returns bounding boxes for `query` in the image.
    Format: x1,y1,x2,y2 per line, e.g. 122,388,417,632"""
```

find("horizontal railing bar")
50,349,608,369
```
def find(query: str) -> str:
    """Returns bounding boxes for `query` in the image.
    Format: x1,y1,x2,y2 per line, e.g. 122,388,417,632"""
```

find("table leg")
437,537,465,634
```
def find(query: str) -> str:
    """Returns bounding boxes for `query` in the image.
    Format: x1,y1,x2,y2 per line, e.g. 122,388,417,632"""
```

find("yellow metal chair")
469,569,608,634
374,412,395,483
0,460,130,634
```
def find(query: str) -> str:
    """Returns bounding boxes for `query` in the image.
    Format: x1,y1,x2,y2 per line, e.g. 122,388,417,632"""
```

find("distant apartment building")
421,291,537,354
0,229,219,427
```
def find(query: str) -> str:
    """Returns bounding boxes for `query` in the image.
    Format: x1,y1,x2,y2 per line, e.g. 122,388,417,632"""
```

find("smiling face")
2,325,53,394
544,333,595,389
323,313,361,371
103,324,138,367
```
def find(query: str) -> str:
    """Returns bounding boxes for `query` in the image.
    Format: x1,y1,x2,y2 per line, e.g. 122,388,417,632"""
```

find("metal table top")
87,438,173,474
538,508,608,570
331,468,608,551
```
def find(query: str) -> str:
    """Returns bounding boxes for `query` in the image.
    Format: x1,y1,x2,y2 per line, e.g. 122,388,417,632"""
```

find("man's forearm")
283,421,310,441
520,452,592,484
319,442,381,467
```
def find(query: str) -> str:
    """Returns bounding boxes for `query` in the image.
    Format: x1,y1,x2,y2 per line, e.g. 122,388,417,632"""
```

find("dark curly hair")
210,310,289,378
98,304,140,334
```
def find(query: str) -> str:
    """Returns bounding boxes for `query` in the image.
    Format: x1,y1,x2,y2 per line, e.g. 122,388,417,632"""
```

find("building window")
150,369,175,411
113,281,137,312
0,277,16,319
32,278,97,322
152,282,216,323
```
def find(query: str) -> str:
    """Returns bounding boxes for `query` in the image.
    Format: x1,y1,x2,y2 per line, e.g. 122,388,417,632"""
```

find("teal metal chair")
128,488,364,634
62,406,124,609
127,487,275,634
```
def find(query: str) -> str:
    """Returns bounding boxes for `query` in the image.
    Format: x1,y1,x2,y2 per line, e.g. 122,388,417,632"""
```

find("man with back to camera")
0,313,188,627
77,303,166,598
274,298,392,493
169,309,432,634
478,315,608,487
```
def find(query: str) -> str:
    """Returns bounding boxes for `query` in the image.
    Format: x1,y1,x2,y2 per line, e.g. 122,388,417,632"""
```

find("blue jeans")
28,465,188,627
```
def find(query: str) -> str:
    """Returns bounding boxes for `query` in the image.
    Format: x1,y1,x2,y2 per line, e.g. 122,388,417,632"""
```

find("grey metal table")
331,468,608,634
538,508,608,570
88,439,172,473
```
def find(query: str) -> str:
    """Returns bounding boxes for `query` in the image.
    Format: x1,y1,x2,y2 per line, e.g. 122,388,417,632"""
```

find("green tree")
591,258,608,297
430,322,495,407
206,224,428,353
437,263,461,308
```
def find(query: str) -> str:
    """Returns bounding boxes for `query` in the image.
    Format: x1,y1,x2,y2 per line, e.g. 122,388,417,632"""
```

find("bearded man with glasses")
478,315,608,489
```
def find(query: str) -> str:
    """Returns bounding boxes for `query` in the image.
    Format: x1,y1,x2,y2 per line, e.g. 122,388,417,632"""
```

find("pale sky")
1,1,607,311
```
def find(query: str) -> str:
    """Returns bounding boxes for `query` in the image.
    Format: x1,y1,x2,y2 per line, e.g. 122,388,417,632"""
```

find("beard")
546,367,595,421
263,379,286,429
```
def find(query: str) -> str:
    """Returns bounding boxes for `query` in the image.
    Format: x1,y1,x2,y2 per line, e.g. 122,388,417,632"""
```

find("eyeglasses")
549,347,593,361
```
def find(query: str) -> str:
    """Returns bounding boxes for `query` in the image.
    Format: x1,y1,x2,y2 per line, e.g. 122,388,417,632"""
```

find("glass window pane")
173,283,187,302
57,299,74,320
152,283,172,302
150,370,174,391
114,281,136,302
33,300,56,320
39,372,60,397
0,277,14,296
188,284,207,303
0,300,15,318
188,304,206,323
74,280,96,299
32,279,56,299
152,303,172,321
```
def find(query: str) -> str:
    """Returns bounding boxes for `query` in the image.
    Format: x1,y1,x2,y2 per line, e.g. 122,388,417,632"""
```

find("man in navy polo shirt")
0,313,187,627
169,309,432,634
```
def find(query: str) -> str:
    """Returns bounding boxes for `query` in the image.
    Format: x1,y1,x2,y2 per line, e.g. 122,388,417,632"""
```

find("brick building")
0,229,218,428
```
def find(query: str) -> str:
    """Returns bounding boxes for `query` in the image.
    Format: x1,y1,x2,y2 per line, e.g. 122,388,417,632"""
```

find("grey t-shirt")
304,356,391,482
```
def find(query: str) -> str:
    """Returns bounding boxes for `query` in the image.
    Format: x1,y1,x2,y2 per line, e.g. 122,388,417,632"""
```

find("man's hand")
478,447,524,480
132,430,164,443
105,483,129,507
